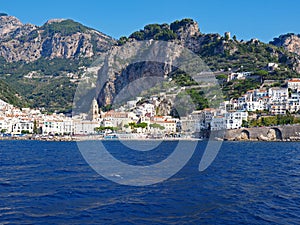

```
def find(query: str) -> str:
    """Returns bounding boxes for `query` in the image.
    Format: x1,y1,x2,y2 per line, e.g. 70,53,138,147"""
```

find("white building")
225,111,248,129
73,120,99,135
288,93,300,113
211,116,226,131
227,72,252,81
267,63,279,71
268,87,288,102
288,78,300,91
0,99,11,110
103,110,137,128
12,120,34,135
203,108,216,129
42,118,74,135
244,100,265,111
180,117,200,133
0,117,12,133
270,103,287,115
101,119,114,128
150,116,177,133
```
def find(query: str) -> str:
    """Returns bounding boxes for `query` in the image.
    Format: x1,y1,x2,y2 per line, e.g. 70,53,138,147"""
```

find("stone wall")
224,124,300,141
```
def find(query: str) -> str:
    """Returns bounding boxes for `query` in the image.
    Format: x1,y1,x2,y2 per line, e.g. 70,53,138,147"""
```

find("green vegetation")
127,122,148,129
171,72,198,86
101,104,112,112
0,79,25,108
0,57,91,112
186,89,209,110
129,23,177,41
0,57,89,77
200,39,299,76
222,79,261,100
1,17,300,115
118,36,129,45
21,130,31,134
94,126,118,133
0,129,7,134
170,19,194,31
19,30,39,43
28,77,76,113
149,123,165,130
247,115,300,127
41,19,88,37
128,19,196,41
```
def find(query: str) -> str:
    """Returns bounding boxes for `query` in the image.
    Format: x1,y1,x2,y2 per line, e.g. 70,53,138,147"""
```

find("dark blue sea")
1,140,300,224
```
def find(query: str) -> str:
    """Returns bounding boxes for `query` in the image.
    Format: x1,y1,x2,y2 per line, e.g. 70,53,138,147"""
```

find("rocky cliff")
0,15,115,62
271,33,300,56
2,14,300,112
270,34,300,72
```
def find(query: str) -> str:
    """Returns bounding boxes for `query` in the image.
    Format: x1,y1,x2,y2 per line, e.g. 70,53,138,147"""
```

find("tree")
118,36,128,45
150,123,165,130
0,129,7,134
94,126,117,133
21,130,30,134
241,120,248,128
255,70,269,76
216,74,228,88
33,120,38,134
128,122,136,129
136,122,148,129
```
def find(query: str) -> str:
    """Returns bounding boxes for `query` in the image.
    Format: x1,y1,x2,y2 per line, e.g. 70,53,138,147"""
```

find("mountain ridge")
0,14,115,62
1,14,300,112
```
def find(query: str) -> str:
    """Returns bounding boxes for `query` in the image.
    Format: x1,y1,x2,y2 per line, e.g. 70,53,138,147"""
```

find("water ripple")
1,141,300,224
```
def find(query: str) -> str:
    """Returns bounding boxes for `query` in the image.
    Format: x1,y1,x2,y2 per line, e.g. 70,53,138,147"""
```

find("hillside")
0,79,24,108
1,14,300,112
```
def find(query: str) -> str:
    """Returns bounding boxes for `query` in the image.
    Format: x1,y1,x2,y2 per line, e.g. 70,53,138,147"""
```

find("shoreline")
1,135,299,142
0,135,202,142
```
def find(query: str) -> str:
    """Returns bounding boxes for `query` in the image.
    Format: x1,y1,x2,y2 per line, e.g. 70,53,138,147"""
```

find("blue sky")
1,0,300,42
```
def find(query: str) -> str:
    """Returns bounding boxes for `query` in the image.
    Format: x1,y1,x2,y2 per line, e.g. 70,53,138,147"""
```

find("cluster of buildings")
0,99,73,136
224,78,300,115
0,97,178,137
1,77,300,137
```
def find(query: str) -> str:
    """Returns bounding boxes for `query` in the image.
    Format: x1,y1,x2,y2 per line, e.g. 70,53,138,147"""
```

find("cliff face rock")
0,15,23,38
0,15,115,62
41,32,94,59
271,34,300,56
270,34,300,72
96,40,187,106
173,20,200,41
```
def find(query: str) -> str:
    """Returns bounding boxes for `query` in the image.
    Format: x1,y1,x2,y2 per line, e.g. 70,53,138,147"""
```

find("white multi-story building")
12,120,34,135
288,93,300,113
288,78,300,91
180,116,200,133
73,120,99,135
254,89,268,99
211,116,226,131
270,103,287,115
150,116,177,133
268,87,288,102
103,110,137,127
41,117,74,135
225,111,248,129
244,100,265,111
203,108,216,129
